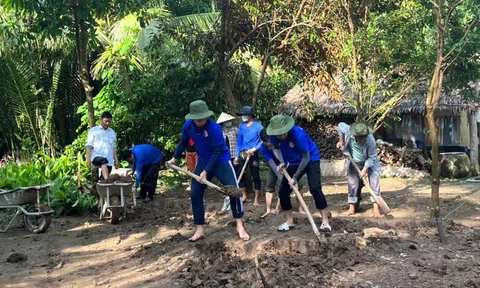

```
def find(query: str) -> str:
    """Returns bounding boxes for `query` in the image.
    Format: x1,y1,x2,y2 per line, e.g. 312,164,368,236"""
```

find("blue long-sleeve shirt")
270,126,320,166
236,121,263,157
258,143,280,164
131,144,163,188
173,119,230,173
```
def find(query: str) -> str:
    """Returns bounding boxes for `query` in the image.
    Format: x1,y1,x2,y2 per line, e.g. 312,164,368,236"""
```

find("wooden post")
470,112,479,175
77,151,82,188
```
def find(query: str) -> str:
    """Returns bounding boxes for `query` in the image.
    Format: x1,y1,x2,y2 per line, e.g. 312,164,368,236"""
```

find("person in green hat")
167,100,250,242
336,122,382,218
267,115,331,232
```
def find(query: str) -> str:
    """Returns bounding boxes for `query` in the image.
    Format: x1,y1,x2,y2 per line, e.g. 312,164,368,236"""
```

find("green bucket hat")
350,122,373,137
185,100,214,120
267,115,295,136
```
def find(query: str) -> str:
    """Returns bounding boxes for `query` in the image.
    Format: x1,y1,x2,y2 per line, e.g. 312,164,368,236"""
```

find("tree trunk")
426,0,446,243
73,0,95,129
220,0,236,116
470,113,479,175
252,50,273,111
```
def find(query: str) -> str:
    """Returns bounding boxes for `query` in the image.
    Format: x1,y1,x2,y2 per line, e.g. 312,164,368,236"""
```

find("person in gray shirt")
336,122,382,218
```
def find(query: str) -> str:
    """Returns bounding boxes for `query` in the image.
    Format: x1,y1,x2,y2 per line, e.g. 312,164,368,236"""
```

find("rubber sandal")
277,222,295,232
319,223,332,232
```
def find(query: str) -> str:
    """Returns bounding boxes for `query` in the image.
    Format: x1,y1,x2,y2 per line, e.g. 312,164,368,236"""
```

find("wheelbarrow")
96,181,135,224
0,184,54,233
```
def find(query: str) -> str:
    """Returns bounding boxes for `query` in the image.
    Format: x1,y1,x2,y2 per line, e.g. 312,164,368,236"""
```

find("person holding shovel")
267,115,331,232
336,122,382,218
258,128,305,218
119,144,163,203
234,106,263,206
167,100,249,242
217,112,238,212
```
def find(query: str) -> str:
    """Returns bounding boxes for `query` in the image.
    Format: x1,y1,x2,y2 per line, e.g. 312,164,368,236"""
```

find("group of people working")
86,100,383,242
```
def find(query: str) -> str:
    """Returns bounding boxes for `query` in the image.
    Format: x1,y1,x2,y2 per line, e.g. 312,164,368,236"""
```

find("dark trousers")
92,156,112,180
191,161,244,225
265,167,277,193
278,161,328,211
238,151,261,190
139,163,161,199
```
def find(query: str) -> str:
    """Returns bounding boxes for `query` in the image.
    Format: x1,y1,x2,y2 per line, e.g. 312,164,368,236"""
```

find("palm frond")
0,57,41,148
170,12,220,31
43,60,62,147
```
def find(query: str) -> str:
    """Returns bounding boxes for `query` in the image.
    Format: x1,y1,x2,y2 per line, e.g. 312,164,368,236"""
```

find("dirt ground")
1,176,480,288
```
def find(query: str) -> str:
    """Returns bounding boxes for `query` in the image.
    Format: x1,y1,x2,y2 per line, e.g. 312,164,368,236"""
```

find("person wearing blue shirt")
259,129,305,219
234,106,263,206
120,144,163,203
267,115,331,232
167,100,249,242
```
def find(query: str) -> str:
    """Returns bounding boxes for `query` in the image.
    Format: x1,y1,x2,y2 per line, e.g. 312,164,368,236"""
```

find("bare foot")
298,208,306,215
271,209,279,215
237,226,250,241
347,205,356,216
253,201,260,208
261,210,271,219
188,231,205,242
373,206,382,218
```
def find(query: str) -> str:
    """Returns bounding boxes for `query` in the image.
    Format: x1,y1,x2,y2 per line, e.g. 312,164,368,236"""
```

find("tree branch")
226,19,291,61
443,18,477,62
270,22,313,43
445,0,464,25
275,0,308,50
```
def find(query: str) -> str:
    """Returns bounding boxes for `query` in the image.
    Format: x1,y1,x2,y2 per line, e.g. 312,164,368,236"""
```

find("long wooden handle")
237,154,251,184
346,155,391,214
280,166,323,242
167,163,224,192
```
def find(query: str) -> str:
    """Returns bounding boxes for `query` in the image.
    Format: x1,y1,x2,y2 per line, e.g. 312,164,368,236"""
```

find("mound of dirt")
100,174,134,183
7,252,28,263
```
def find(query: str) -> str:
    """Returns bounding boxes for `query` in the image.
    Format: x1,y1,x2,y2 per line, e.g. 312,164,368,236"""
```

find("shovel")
278,164,324,243
236,153,251,185
346,155,391,214
166,162,243,198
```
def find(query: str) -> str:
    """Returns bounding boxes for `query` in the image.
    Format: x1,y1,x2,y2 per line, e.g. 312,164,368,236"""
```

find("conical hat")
216,112,236,124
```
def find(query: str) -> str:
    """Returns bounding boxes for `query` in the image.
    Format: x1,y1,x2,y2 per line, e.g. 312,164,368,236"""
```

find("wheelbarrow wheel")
110,196,121,225
24,204,52,234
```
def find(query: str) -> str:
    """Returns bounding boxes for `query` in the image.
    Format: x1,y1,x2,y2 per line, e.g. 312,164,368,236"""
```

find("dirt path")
1,178,480,288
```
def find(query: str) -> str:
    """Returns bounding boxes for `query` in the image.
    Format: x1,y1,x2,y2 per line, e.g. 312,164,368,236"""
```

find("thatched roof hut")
277,84,480,119
276,85,354,119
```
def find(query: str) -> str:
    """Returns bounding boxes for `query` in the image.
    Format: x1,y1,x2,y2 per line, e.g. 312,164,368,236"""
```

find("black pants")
139,163,161,199
238,151,261,190
93,157,112,180
278,161,327,211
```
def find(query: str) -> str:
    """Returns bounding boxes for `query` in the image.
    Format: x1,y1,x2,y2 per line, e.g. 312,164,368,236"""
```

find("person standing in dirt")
167,100,250,242
258,128,281,218
120,144,163,203
86,111,119,180
258,129,305,218
234,106,263,206
217,112,238,212
336,122,382,218
267,115,331,232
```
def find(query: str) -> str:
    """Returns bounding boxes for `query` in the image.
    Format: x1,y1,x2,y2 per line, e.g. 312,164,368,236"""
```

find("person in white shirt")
86,111,119,180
